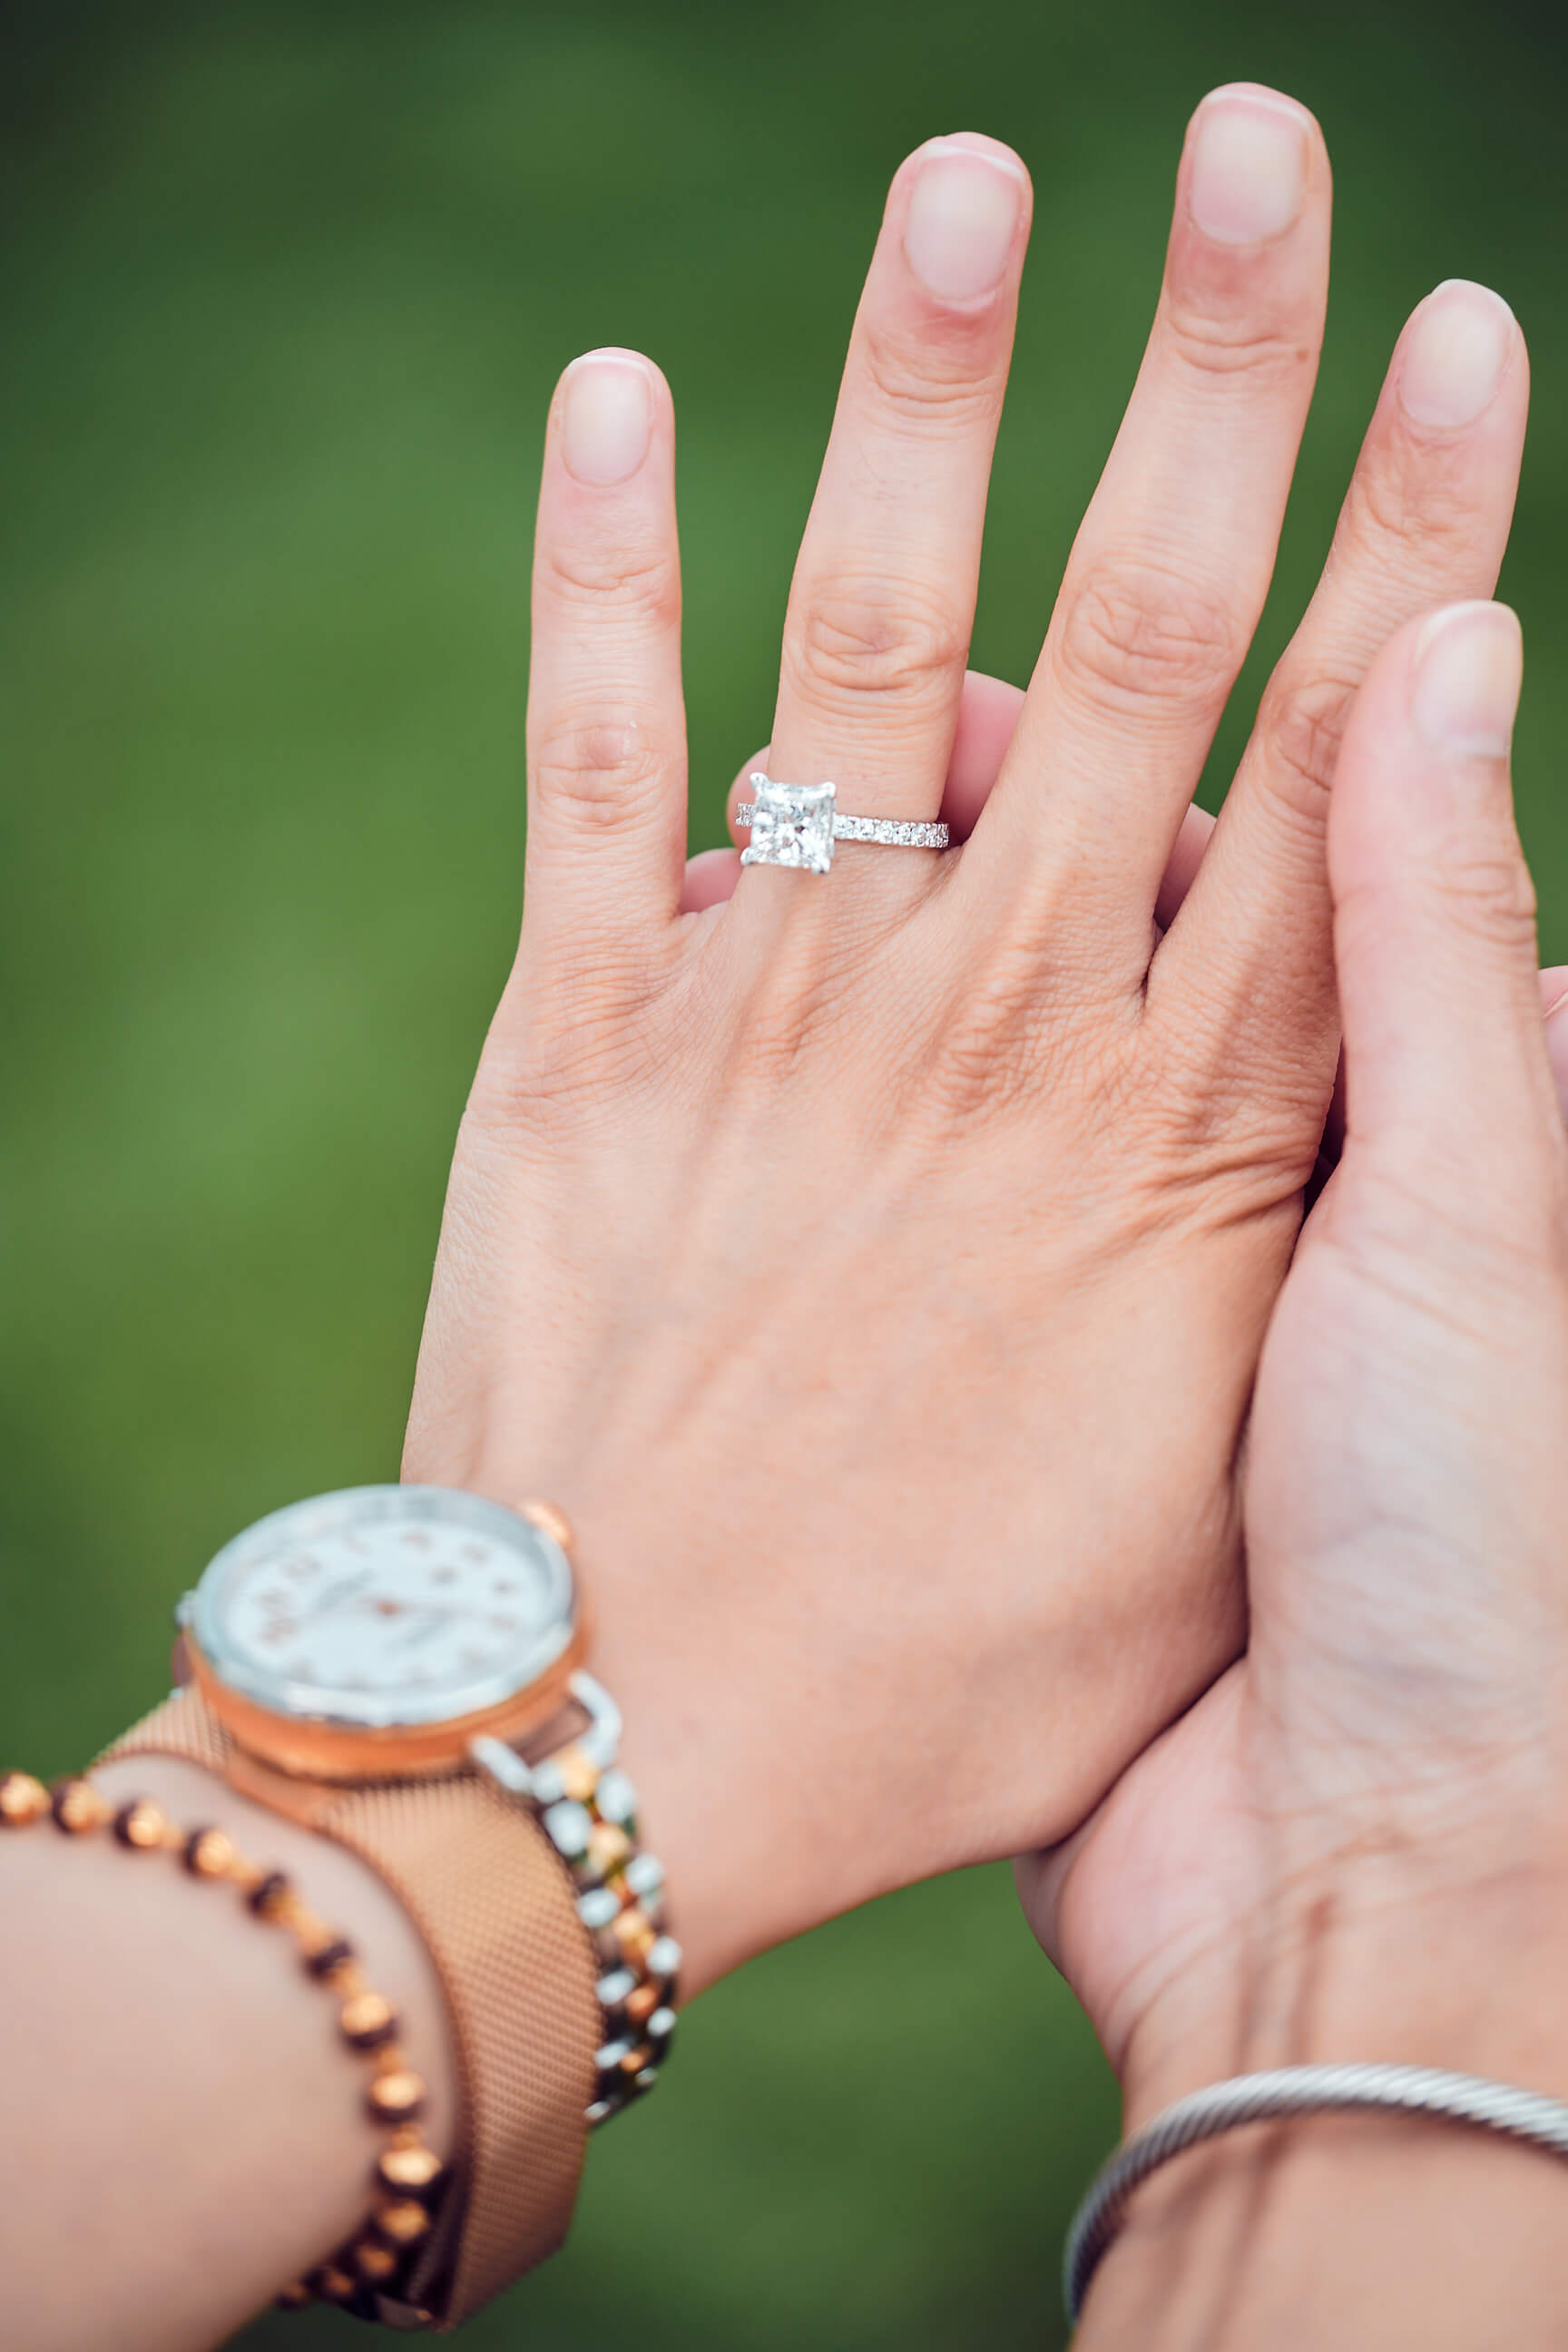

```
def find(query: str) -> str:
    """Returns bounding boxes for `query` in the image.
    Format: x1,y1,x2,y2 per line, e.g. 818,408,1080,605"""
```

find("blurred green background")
2,0,1566,2344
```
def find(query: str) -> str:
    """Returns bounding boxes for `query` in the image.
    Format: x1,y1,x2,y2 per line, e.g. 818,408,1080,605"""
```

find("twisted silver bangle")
1064,2063,1568,2323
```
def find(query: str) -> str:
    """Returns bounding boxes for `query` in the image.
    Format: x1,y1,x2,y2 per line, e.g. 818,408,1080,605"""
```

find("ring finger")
738,133,1032,892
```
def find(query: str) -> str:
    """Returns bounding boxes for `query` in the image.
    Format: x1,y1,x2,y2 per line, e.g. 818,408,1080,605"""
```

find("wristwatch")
102,1484,679,2331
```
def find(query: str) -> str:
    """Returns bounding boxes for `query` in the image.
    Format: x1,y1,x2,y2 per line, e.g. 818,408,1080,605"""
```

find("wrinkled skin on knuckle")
1051,554,1242,721
1406,838,1540,957
726,979,833,1094
536,534,681,624
1160,296,1318,388
784,573,969,712
858,309,1007,421
918,951,1132,1137
471,998,659,1133
1344,431,1483,567
1253,665,1358,837
723,928,955,1114
925,1011,1043,1126
528,709,676,831
906,932,1052,1124
698,910,858,1096
467,937,691,1137
1135,1015,1324,1212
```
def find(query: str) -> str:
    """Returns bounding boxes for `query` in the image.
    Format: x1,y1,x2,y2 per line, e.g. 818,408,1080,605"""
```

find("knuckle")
1428,843,1539,949
1161,296,1318,387
472,952,678,1129
1253,666,1357,834
529,708,672,828
858,312,1005,424
473,1020,630,1128
786,574,968,710
926,962,1043,1119
537,534,680,627
1345,436,1479,560
720,920,848,1092
733,1003,821,1093
1132,1007,1329,1204
921,947,1121,1127
1052,554,1242,720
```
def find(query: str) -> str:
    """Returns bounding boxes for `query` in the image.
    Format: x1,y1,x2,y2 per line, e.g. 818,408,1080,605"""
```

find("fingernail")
1188,89,1308,246
903,142,1024,300
1398,281,1514,428
561,354,653,486
1412,601,1523,758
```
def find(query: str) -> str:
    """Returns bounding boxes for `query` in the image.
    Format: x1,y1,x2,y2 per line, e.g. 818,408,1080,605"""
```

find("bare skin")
9,617,1567,2352
0,88,1548,2352
1020,603,1568,2345
0,1754,456,2352
405,93,1530,1996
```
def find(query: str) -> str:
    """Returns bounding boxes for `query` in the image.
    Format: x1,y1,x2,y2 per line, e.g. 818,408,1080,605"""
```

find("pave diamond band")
737,774,948,873
825,812,950,848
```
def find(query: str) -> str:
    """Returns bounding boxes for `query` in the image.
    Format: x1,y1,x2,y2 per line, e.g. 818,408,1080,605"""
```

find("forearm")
0,1755,456,2352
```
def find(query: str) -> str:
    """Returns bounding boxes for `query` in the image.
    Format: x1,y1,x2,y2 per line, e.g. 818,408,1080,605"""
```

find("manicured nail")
1412,602,1523,758
1188,90,1308,246
561,354,653,486
1398,281,1514,428
903,142,1024,300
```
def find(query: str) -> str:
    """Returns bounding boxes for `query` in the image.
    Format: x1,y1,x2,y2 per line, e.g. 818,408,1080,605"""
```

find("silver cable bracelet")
1064,2062,1568,2323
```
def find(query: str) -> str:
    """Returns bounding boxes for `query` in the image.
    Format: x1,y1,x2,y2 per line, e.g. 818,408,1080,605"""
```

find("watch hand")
305,1572,375,1618
393,1610,454,1651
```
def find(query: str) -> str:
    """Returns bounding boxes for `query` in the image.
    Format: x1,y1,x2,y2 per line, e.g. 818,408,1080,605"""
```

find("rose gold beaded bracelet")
0,1767,446,2318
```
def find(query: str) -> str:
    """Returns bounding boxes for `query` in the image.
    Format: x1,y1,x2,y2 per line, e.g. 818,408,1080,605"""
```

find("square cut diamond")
740,775,836,873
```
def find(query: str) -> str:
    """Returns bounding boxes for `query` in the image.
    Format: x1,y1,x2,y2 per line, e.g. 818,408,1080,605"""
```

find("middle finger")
970,83,1331,967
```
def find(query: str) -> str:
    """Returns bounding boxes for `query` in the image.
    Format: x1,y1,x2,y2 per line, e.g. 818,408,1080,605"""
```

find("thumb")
1329,600,1566,1211
1545,966,1568,1122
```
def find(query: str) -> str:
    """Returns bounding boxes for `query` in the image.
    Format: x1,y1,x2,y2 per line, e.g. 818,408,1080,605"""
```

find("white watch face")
185,1486,575,1730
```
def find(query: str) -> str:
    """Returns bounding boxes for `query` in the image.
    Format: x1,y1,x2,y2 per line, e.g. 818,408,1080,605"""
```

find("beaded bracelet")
0,1766,446,2319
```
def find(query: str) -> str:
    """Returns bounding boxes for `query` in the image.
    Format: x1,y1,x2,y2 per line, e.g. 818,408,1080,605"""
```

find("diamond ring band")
736,774,949,874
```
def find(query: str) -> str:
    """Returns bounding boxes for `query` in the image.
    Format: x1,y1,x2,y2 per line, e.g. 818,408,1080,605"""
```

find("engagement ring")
736,774,949,874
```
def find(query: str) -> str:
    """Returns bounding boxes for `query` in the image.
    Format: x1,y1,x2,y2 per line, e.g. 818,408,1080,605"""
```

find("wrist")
1118,1857,1568,2129
92,1751,460,2161
0,1750,459,2349
1074,2100,1568,2350
1082,1864,1568,2349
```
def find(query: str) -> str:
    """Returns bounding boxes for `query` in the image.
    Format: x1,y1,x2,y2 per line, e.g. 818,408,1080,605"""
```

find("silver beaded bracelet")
1064,2062,1568,2323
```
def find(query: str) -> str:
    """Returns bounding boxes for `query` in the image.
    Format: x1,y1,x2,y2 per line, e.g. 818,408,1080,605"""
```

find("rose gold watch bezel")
184,1617,590,1781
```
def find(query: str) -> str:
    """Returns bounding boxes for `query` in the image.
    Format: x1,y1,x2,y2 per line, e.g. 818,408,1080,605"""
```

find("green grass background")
2,2,1565,2344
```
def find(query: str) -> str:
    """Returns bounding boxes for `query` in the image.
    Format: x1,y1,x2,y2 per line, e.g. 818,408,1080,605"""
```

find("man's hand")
1020,603,1568,2345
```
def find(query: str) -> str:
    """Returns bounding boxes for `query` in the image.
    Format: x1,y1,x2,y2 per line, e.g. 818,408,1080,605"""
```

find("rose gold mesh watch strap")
101,1689,601,2330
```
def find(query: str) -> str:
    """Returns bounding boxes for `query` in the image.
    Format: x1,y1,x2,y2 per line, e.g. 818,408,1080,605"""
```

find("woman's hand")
1019,601,1568,2339
405,91,1531,1995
